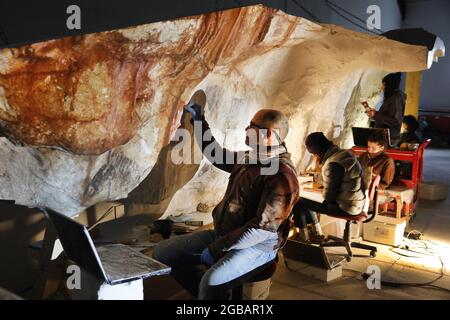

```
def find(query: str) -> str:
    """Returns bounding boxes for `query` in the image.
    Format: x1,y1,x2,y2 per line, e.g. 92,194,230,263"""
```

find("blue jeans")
152,230,277,300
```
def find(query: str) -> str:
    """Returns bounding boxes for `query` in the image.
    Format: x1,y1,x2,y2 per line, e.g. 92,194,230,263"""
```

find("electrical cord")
87,204,122,231
360,231,450,293
383,256,402,276
290,0,321,23
326,0,374,26
361,257,449,293
325,0,382,35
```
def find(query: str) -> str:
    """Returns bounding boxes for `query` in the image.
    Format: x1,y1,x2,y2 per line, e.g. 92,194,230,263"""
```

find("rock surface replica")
0,5,433,216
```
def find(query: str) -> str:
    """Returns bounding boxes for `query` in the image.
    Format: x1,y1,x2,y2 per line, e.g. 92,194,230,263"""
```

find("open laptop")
43,209,171,286
352,127,391,147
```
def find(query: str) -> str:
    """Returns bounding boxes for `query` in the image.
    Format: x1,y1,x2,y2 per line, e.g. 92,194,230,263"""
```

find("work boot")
307,223,326,244
312,223,323,236
294,227,310,243
308,234,326,245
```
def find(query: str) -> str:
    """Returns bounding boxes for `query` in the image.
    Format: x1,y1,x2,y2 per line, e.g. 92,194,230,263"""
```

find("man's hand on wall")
184,102,203,121
367,109,376,118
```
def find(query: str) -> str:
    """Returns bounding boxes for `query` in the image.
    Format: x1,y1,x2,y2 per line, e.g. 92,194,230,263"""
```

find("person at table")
399,115,424,148
292,132,366,244
397,115,426,174
153,90,299,299
364,73,406,146
357,131,395,190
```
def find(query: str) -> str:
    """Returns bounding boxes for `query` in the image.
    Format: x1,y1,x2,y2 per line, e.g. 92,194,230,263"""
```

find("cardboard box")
363,216,406,247
242,279,272,300
320,214,362,239
419,182,448,201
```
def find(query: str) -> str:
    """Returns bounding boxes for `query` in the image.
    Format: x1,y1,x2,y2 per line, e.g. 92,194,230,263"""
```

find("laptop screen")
43,209,107,281
352,127,391,147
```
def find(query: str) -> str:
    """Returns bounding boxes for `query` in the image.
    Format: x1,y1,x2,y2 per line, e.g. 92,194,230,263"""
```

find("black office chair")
320,175,381,262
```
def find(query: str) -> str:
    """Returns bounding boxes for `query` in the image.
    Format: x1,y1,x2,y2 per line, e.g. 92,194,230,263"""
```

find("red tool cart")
351,139,430,221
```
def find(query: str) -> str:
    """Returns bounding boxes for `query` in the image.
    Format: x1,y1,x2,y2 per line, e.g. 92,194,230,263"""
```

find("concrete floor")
268,148,450,300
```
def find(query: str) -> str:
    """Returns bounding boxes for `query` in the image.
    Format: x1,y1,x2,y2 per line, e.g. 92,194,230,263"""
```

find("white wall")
402,0,450,109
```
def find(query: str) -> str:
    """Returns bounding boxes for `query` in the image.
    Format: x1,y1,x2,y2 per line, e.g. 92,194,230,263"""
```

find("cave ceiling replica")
0,5,443,217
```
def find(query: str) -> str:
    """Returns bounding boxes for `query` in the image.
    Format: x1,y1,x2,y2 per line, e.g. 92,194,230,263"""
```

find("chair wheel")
370,250,377,258
346,256,352,262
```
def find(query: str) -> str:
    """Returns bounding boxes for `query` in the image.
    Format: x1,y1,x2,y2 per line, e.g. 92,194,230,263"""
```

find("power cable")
327,0,370,25
362,256,449,293
290,0,321,23
360,231,450,293
87,204,122,232
326,0,380,34
325,0,382,35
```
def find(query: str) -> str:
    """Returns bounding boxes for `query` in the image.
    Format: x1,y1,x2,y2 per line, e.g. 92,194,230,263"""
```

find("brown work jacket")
195,118,299,260
357,151,395,190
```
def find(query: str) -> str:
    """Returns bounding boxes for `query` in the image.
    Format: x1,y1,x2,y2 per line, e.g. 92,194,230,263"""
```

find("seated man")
399,115,425,149
357,131,395,190
153,90,299,300
292,132,366,244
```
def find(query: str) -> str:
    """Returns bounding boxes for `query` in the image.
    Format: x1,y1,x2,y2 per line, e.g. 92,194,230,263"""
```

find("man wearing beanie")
292,132,366,244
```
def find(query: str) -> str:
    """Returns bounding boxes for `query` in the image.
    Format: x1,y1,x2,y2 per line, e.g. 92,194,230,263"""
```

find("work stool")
231,257,277,300
378,186,415,220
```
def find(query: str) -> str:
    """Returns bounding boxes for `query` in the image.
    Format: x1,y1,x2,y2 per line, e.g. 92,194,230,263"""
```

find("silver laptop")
43,209,171,285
